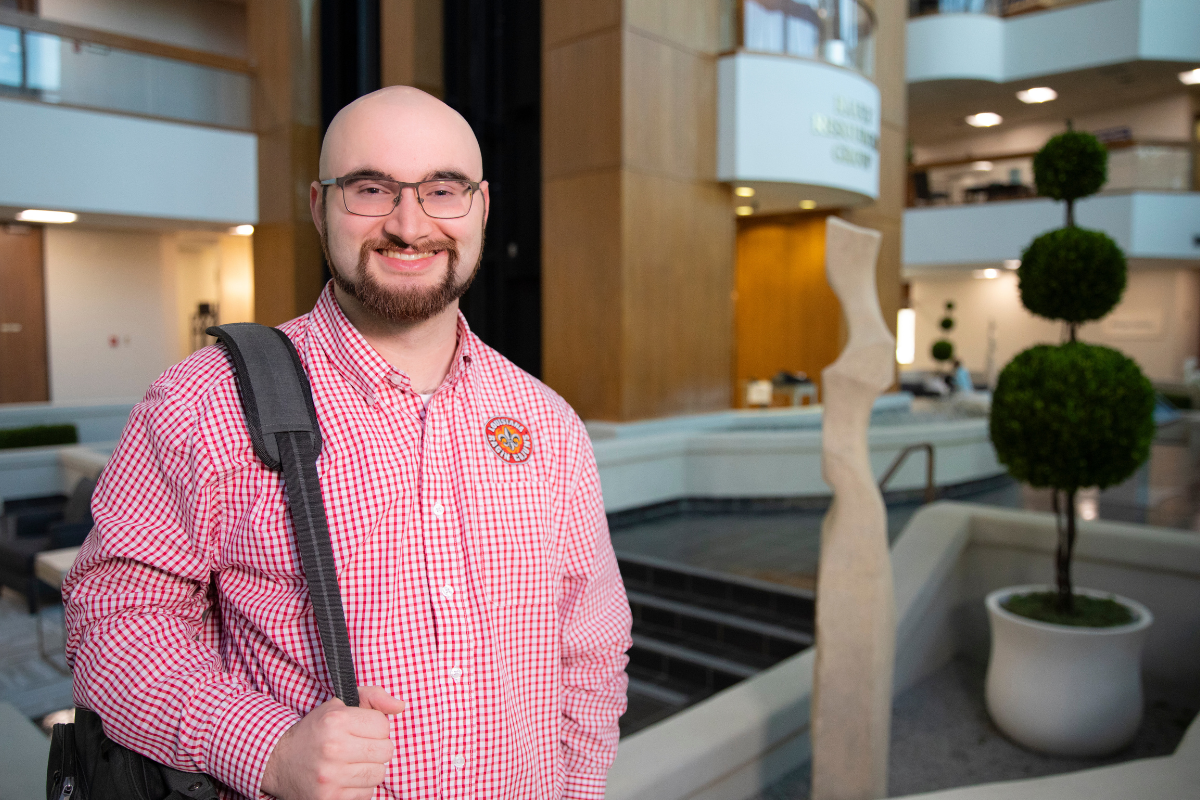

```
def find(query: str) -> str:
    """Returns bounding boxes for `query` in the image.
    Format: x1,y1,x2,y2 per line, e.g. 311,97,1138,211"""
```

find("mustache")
359,237,458,263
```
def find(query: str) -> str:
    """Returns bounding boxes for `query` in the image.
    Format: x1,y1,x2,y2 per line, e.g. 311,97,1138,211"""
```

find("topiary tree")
990,128,1156,617
931,301,956,369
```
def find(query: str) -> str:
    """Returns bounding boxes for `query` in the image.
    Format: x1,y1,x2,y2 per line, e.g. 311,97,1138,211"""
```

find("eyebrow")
340,167,475,182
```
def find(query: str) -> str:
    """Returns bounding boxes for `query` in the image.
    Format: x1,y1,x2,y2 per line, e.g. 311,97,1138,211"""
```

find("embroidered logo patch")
485,416,532,463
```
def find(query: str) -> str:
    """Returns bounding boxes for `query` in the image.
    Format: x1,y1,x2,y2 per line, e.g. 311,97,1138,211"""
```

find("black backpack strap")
207,323,359,707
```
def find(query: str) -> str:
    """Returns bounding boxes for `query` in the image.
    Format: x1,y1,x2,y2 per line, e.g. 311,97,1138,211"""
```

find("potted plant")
985,128,1158,756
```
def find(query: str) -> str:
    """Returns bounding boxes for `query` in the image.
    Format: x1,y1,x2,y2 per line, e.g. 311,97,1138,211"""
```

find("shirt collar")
309,283,476,402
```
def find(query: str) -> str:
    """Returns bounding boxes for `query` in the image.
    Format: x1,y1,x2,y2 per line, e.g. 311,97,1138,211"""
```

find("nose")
382,186,437,245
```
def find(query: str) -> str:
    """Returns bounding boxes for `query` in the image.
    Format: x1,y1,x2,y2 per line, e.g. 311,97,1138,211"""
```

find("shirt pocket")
469,480,554,606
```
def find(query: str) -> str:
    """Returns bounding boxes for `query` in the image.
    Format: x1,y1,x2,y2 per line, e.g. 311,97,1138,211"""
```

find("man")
63,87,632,800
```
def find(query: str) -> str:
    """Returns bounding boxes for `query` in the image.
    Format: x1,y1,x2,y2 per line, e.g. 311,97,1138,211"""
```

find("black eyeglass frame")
319,176,482,219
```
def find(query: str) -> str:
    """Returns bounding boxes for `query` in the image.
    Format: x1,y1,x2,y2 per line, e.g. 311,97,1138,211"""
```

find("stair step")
618,551,814,631
627,589,813,647
630,634,759,680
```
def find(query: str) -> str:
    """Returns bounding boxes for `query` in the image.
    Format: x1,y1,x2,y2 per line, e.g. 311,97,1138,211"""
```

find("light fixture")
1179,68,1200,86
896,308,916,365
16,209,77,224
966,112,1002,128
735,186,755,197
1016,87,1057,104
974,268,999,279
1004,259,1021,270
970,161,994,171
799,200,816,210
735,206,754,216
229,224,254,236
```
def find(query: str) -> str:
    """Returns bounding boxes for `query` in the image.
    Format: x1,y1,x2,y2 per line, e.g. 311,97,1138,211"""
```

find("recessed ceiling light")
966,112,1002,128
230,224,254,236
1004,259,1021,270
1016,87,1057,104
970,161,994,171
735,186,755,197
16,209,77,223
799,200,816,209
735,206,754,216
1180,68,1200,86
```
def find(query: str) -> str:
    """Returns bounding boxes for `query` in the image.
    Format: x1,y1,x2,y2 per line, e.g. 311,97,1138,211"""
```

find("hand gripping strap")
207,324,359,707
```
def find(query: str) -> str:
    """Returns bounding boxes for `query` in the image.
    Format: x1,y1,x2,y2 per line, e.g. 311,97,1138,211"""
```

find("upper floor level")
907,0,1200,85
0,0,257,227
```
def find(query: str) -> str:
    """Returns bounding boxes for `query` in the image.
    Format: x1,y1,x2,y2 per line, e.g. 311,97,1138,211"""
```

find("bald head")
319,87,482,181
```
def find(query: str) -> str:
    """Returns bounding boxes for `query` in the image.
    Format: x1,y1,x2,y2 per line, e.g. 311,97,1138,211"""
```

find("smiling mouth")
378,248,441,262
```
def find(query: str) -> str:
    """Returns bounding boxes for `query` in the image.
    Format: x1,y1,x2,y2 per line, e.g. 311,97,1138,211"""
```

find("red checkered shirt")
63,285,632,800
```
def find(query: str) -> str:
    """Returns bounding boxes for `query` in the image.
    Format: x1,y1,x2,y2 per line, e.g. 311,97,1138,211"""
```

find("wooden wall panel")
0,225,48,403
733,213,842,406
381,0,444,98
542,0,735,421
249,0,323,326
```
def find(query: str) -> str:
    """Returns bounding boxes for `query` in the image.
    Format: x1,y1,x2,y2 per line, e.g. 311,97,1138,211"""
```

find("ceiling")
908,59,1200,145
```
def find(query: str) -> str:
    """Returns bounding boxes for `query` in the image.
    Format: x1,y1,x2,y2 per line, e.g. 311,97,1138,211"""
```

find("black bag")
47,323,359,800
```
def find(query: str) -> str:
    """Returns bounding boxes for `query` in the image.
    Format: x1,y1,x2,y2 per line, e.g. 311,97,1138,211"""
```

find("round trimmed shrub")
1034,131,1107,201
990,342,1155,490
931,339,954,362
940,316,954,331
1019,227,1126,323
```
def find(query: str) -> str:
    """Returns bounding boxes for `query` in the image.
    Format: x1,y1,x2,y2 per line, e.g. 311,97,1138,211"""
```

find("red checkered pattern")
62,285,632,800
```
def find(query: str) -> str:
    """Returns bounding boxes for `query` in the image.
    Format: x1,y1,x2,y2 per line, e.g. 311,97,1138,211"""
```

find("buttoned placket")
415,381,476,798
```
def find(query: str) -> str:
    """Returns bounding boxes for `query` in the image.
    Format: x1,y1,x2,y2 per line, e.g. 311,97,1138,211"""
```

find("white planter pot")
985,584,1153,757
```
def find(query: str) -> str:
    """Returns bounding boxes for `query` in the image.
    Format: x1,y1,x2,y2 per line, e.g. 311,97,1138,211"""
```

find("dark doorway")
320,0,381,136
443,0,542,377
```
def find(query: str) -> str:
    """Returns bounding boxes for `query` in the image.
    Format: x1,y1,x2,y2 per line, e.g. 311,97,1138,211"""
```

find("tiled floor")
746,657,1199,800
0,590,72,723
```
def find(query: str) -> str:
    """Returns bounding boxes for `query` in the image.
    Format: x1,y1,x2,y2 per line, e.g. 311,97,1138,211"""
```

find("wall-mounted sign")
718,52,881,212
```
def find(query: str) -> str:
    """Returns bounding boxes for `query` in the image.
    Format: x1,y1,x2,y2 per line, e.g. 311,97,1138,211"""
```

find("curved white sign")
718,52,880,207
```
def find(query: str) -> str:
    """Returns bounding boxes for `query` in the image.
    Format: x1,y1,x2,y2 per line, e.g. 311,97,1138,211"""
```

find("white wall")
0,98,256,223
44,227,175,402
910,268,1200,382
39,0,247,58
43,227,256,402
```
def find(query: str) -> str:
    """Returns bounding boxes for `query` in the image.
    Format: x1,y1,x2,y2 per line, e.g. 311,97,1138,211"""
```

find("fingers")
357,685,407,716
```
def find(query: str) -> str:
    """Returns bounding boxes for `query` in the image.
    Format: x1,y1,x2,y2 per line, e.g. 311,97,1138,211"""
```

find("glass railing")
908,142,1196,207
728,0,876,77
908,0,1100,19
0,19,251,129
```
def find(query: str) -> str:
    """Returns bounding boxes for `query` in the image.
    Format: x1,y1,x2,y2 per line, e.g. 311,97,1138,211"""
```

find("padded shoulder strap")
205,323,321,470
206,323,358,707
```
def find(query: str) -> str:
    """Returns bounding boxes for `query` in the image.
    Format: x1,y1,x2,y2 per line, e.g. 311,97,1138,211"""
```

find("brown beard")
320,210,483,325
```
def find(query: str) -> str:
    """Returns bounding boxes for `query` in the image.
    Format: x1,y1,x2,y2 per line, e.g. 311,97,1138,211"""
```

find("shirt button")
452,755,465,769
449,667,462,681
441,584,454,599
388,374,404,387
433,502,445,517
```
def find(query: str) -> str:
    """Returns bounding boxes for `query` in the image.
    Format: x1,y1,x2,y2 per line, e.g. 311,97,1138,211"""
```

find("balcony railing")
727,0,876,77
0,8,251,129
907,0,1100,18
908,141,1196,207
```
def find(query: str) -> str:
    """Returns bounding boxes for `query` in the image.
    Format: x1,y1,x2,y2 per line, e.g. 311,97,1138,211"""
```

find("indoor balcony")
906,0,1200,87
717,0,880,214
0,7,255,229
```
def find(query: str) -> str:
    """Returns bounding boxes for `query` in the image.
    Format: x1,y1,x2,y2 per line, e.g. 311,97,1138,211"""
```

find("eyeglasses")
319,175,481,219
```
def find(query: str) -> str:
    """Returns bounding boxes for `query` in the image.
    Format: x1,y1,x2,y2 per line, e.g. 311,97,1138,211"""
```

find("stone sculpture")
810,217,896,800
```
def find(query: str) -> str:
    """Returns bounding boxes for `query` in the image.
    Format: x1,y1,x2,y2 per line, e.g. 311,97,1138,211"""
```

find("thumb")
358,685,406,715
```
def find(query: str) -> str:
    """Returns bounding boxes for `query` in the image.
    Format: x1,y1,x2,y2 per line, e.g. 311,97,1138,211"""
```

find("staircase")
618,552,815,736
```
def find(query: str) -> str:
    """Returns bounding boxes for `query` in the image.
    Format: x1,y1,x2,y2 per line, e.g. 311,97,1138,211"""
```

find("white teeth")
381,249,438,261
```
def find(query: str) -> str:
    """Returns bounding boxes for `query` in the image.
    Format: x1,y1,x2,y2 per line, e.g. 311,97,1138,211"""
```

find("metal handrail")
878,443,936,504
